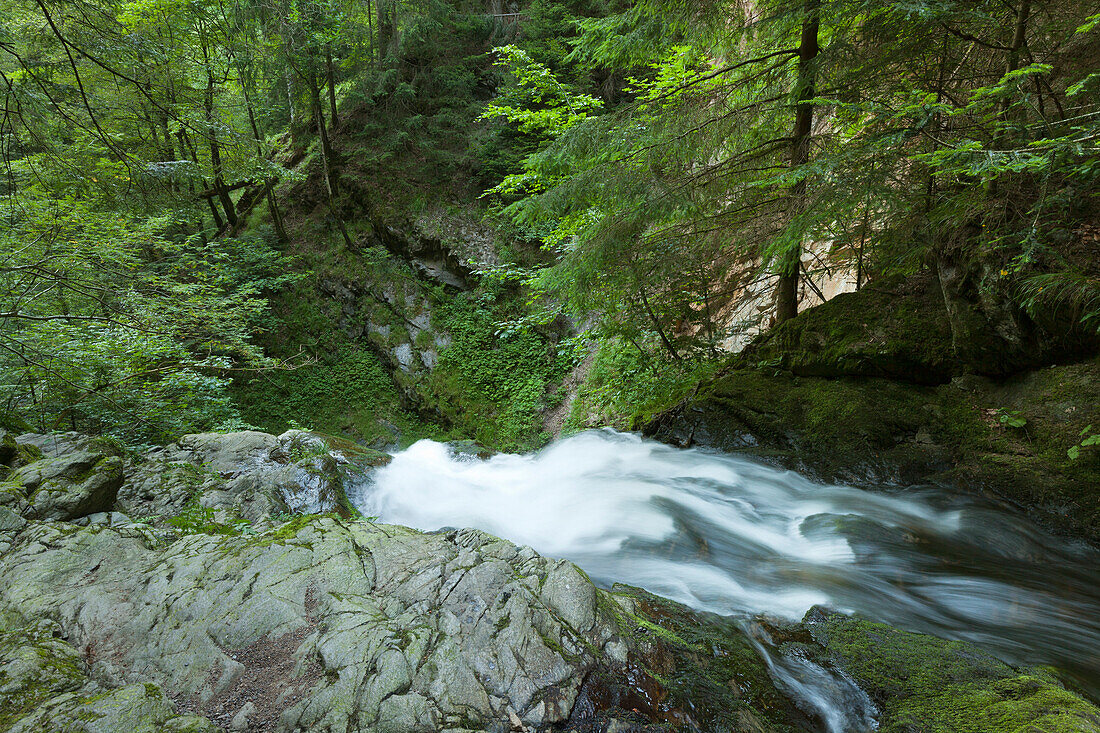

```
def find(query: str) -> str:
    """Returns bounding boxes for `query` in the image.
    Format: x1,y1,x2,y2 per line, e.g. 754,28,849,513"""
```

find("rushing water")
353,429,1100,716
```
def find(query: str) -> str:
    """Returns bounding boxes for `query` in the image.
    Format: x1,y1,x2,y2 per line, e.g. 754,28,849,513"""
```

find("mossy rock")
0,434,43,475
0,625,88,729
0,431,17,466
579,585,809,732
804,608,1100,733
746,277,956,384
646,367,956,485
0,413,32,435
303,431,392,468
647,356,1100,539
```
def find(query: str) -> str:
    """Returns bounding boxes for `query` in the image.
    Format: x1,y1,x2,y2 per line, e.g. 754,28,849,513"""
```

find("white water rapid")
353,429,1100,720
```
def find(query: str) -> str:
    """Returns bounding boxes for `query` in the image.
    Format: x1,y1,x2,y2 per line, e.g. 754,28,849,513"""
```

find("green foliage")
479,0,1100,376
429,290,567,451
0,195,300,444
996,409,1027,429
481,46,604,137
164,491,249,536
1067,425,1099,461
566,338,718,430
269,513,315,540
234,347,422,447
1018,270,1100,336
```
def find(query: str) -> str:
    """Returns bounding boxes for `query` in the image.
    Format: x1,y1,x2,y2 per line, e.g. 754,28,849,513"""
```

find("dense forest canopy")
1,0,1098,444
488,0,1100,359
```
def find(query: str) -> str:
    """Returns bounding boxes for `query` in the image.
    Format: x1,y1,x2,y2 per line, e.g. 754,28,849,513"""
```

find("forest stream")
356,429,1100,728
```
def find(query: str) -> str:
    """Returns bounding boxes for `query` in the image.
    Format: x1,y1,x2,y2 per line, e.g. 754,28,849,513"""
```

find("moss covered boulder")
803,608,1100,733
7,449,123,522
747,277,956,384
647,357,1100,539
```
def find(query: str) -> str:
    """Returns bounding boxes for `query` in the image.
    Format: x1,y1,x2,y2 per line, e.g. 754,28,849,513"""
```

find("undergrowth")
429,290,569,451
565,339,720,432
233,347,429,447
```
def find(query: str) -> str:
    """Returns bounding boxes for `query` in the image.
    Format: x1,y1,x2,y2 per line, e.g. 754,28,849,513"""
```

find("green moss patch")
425,291,569,451
747,277,956,384
593,585,807,732
234,346,428,448
805,609,1100,733
0,628,89,728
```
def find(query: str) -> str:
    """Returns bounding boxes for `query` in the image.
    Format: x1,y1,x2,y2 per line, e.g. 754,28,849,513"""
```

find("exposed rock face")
0,622,217,733
115,430,375,524
3,430,1098,732
0,517,615,731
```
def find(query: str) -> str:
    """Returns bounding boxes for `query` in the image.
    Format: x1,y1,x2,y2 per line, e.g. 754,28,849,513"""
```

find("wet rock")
540,560,596,632
11,430,1095,732
567,586,808,733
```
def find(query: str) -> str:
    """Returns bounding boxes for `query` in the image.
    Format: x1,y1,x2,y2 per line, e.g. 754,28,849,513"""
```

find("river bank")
641,279,1100,543
2,428,1099,732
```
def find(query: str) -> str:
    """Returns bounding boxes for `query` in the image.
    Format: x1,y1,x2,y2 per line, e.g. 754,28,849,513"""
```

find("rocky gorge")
2,426,1099,733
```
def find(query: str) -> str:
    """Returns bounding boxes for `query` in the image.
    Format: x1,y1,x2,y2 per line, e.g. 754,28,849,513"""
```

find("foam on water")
354,428,1100,705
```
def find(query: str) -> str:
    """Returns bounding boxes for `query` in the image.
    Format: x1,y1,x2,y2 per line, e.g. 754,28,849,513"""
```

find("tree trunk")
377,0,394,62
325,46,338,130
637,287,680,361
366,0,376,67
775,0,820,325
176,129,199,195
311,71,353,248
241,73,289,241
310,73,339,201
285,65,297,129
999,0,1032,142
204,62,236,229
1006,0,1031,78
